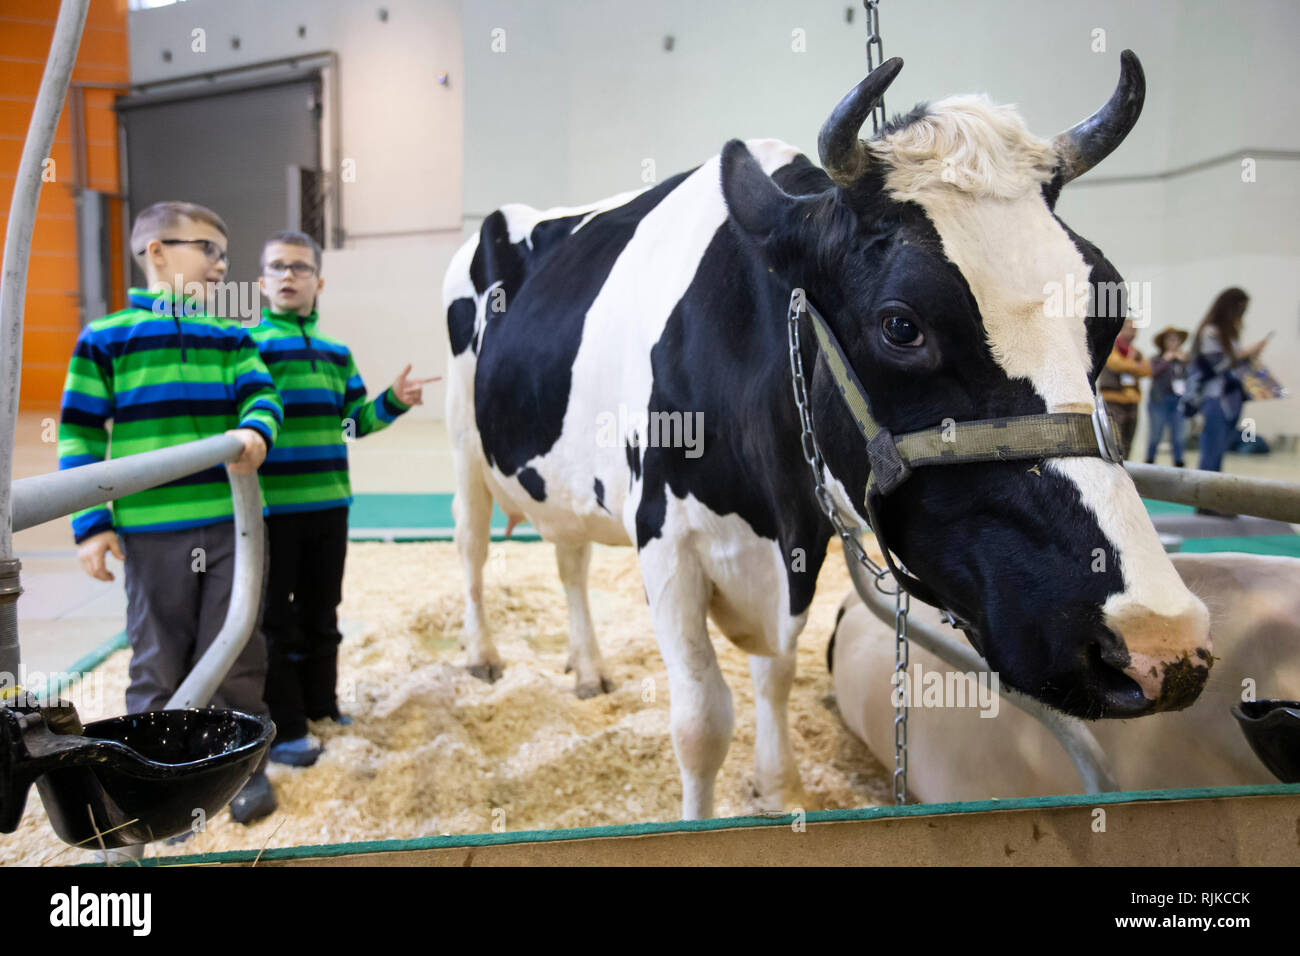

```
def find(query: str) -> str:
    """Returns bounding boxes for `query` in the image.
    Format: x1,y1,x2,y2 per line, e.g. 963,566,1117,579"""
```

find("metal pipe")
1124,461,1300,524
166,471,264,710
11,434,244,533
0,0,91,686
843,540,1120,794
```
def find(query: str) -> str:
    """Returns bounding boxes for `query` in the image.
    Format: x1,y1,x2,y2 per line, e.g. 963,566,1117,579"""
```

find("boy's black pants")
263,507,349,740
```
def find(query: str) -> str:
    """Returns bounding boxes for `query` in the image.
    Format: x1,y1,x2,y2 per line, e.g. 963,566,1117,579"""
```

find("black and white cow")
443,55,1212,819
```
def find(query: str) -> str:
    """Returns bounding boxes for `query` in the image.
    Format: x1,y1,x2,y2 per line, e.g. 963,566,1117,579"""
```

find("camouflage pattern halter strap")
798,294,1124,500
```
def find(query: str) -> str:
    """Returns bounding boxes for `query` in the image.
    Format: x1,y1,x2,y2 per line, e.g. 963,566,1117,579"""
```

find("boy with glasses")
252,230,435,766
58,201,284,823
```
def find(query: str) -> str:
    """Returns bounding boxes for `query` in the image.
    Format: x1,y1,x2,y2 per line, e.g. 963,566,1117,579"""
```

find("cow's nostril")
1092,625,1130,671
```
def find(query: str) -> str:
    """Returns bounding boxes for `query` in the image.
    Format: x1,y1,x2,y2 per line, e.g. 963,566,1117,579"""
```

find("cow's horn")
818,57,904,188
1052,50,1146,185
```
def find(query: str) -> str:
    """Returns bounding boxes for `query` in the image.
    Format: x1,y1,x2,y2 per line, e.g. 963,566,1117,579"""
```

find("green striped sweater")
58,288,284,542
249,308,409,515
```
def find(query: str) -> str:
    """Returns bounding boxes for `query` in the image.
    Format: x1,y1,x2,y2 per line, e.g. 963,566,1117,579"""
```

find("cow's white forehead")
866,97,1206,659
871,96,1094,412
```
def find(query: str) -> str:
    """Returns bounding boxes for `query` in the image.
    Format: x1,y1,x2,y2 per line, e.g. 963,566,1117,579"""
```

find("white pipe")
11,434,245,533
0,0,91,687
0,0,91,559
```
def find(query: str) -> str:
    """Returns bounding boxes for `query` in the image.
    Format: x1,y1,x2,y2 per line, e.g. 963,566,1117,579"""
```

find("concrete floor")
7,409,1300,682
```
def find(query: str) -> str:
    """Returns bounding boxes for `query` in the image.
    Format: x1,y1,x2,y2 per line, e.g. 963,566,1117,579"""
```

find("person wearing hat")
1145,325,1190,466
1098,319,1152,459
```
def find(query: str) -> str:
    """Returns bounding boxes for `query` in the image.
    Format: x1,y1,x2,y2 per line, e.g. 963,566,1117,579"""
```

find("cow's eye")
881,313,924,347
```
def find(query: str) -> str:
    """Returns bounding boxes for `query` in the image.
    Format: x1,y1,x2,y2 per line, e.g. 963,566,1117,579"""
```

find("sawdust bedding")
5,540,889,865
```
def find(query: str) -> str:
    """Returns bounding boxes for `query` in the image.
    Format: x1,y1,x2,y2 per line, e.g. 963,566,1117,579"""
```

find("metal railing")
1124,462,1300,524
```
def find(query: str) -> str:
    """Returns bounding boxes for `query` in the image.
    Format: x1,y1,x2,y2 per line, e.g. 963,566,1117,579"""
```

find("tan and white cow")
830,552,1300,801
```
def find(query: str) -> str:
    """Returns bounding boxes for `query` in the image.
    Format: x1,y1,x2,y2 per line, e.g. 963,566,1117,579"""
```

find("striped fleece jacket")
58,288,283,543
250,307,409,515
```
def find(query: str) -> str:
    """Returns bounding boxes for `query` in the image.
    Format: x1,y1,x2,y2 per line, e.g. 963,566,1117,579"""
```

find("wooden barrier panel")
144,785,1300,867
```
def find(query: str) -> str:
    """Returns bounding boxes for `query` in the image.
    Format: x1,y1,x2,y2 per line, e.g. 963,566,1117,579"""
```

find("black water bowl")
1231,699,1300,784
33,709,273,848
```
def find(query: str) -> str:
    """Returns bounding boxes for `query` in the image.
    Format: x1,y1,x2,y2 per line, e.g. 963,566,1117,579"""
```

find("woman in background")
1145,325,1189,467
1098,319,1151,459
1190,287,1270,475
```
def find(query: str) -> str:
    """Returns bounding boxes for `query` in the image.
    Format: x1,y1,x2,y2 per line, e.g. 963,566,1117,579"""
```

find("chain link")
788,289,907,804
863,0,886,135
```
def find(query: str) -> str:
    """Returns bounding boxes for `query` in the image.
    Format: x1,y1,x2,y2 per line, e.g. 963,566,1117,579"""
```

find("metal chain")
892,587,910,803
787,289,908,804
787,292,889,586
864,0,903,806
863,0,886,135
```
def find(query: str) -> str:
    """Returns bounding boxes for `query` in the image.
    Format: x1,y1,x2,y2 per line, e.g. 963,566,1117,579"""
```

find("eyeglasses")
263,260,318,278
149,238,229,265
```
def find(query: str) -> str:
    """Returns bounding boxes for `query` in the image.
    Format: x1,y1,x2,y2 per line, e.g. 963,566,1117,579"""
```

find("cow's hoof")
575,677,616,699
468,662,504,683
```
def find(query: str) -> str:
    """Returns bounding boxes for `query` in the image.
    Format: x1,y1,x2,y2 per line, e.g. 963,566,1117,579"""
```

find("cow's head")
721,53,1212,719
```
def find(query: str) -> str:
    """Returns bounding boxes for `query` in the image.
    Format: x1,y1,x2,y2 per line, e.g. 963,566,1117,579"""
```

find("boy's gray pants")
119,520,269,720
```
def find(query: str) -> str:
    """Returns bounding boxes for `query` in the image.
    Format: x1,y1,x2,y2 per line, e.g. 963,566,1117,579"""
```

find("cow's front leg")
749,651,807,812
641,543,733,820
555,542,615,698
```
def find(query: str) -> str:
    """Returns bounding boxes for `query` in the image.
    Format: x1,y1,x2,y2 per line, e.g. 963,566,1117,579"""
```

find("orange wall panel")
0,98,69,141
19,364,72,408
83,102,118,143
21,291,80,330
22,252,78,295
0,210,77,255
1,0,127,408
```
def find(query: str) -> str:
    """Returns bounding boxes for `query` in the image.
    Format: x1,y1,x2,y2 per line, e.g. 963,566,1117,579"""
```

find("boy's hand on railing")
393,364,441,407
78,530,123,582
225,428,269,474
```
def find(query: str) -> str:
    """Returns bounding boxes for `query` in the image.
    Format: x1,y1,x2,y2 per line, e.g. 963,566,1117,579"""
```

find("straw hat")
1152,325,1189,351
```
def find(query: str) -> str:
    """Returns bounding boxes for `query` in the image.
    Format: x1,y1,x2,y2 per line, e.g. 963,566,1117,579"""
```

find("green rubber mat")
348,493,538,541
1141,498,1195,515
1178,535,1300,557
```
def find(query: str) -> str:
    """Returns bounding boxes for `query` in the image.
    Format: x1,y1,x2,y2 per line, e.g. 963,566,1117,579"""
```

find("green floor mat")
349,493,538,541
1178,535,1300,558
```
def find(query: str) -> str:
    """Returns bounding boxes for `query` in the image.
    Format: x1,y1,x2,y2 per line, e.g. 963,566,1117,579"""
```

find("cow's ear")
720,139,797,238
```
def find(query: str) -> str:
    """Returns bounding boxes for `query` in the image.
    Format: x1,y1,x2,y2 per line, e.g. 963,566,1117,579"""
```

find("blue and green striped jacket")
250,308,409,515
57,288,283,542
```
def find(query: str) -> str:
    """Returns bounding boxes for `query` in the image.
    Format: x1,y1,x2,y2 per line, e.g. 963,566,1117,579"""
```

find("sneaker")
269,734,323,767
229,772,277,825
